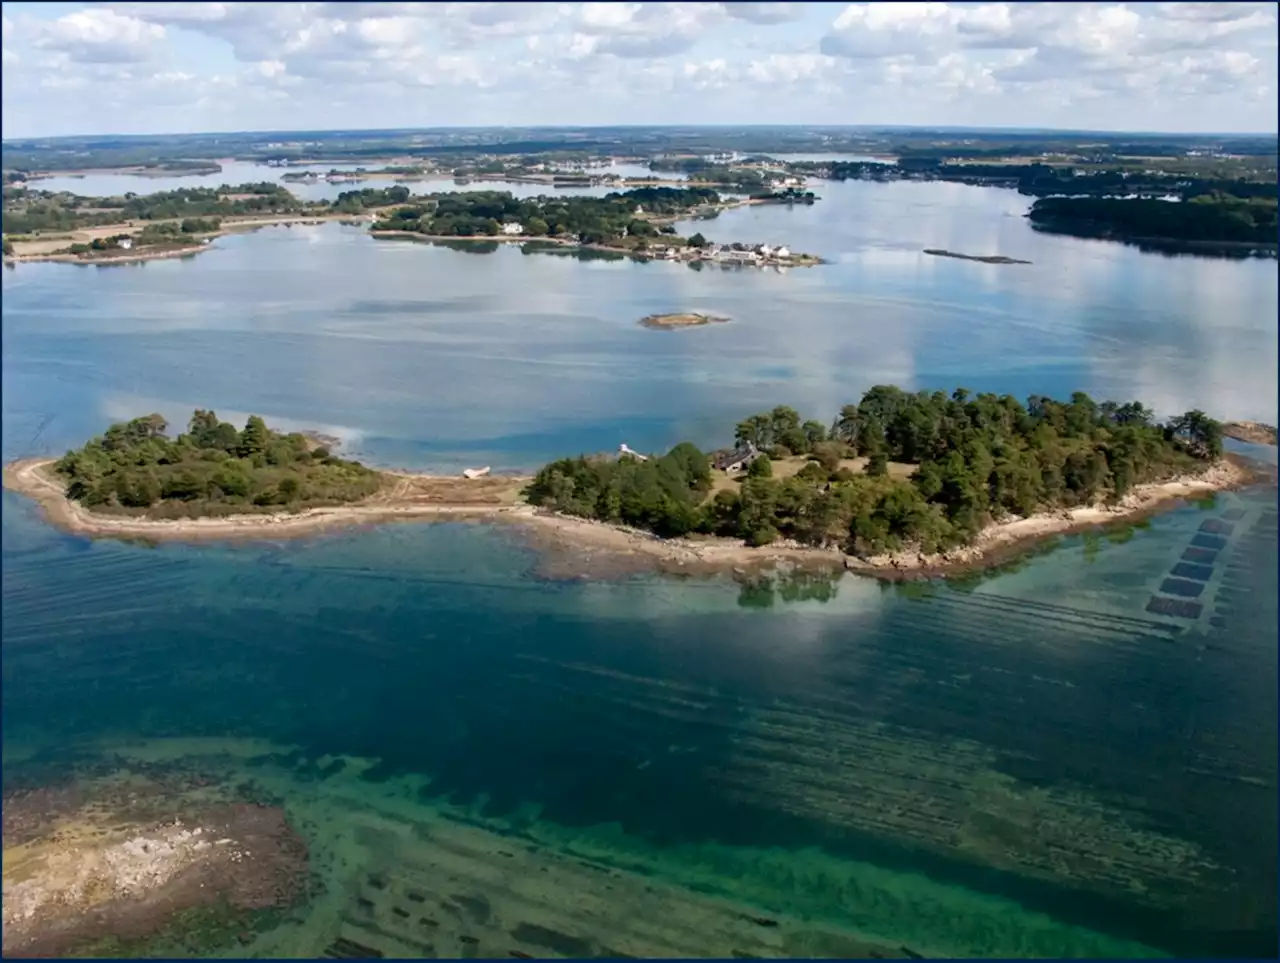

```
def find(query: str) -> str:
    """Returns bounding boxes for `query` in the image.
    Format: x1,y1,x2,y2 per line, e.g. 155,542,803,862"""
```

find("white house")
500,222,525,236
119,238,133,250
618,444,648,461
774,245,790,258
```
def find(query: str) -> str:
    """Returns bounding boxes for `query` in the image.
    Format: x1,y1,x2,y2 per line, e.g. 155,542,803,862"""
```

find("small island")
4,390,1256,582
924,249,1031,265
639,312,730,330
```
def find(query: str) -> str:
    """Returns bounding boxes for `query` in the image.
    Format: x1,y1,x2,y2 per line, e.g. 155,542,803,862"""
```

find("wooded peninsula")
1027,193,1278,256
2,182,819,267
5,388,1252,579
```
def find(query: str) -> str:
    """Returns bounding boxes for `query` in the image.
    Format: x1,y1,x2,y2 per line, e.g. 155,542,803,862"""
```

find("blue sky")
2,2,1277,138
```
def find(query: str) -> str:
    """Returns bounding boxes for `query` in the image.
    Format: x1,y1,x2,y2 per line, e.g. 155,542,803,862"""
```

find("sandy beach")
3,455,1259,581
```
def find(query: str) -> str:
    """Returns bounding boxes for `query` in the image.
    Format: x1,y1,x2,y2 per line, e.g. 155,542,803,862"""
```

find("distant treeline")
790,160,1278,200
1028,193,1279,248
525,386,1224,555
2,183,305,234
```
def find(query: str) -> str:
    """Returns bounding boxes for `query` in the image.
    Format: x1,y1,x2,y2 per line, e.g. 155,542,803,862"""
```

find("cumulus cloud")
1,1,1275,136
815,1,1276,123
32,7,165,63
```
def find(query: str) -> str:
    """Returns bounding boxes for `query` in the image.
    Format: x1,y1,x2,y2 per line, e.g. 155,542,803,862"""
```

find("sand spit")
3,455,1259,582
0,458,534,543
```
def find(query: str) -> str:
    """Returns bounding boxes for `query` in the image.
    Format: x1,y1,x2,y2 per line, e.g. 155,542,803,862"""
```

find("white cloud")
0,1,1275,136
32,7,165,64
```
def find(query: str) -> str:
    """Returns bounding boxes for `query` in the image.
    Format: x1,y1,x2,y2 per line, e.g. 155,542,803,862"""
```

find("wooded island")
525,387,1229,555
33,388,1235,569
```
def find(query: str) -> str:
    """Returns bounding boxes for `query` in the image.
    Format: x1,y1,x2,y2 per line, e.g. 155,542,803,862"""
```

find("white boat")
462,466,491,479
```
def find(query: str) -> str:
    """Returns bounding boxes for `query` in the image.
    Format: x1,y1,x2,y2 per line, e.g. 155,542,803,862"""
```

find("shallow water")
2,179,1276,957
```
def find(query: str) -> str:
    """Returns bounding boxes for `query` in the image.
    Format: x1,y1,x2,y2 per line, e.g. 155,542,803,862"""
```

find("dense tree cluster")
2,183,309,234
1028,194,1278,246
522,443,713,537
371,187,720,245
330,186,412,213
54,411,380,517
787,160,1278,201
525,387,1224,556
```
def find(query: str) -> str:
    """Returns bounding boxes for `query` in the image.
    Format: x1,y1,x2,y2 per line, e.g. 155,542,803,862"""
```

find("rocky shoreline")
923,248,1031,265
2,766,308,958
639,312,730,329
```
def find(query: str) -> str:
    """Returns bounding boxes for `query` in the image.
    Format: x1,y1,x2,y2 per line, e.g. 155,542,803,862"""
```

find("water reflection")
3,187,1275,478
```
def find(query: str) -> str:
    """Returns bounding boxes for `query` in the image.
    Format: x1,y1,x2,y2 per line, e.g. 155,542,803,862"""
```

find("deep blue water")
2,179,1276,958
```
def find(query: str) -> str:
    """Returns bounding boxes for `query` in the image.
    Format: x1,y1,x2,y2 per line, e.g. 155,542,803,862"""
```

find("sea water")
2,180,1276,957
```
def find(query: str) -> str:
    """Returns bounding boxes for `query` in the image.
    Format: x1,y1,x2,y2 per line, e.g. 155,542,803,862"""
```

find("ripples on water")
2,176,1276,958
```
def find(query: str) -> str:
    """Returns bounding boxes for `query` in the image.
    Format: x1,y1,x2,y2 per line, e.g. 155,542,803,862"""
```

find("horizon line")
4,123,1278,145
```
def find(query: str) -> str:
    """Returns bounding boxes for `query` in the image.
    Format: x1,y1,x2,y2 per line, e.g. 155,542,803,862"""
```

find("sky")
1,1,1277,139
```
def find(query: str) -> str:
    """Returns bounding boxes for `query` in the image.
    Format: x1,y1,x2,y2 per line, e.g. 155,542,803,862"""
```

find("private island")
1,182,823,269
4,390,1264,582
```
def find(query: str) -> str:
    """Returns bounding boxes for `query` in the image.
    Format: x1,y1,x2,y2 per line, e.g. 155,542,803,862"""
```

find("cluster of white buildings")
649,242,793,264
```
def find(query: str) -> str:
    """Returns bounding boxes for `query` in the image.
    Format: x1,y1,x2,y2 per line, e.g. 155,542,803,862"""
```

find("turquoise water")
2,181,1276,957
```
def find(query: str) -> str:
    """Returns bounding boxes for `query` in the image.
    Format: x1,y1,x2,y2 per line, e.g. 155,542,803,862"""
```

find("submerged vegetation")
53,411,380,517
524,387,1225,556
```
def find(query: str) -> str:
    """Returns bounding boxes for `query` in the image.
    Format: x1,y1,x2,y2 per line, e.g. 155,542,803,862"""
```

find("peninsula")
3,391,1255,581
2,183,822,268
1223,421,1278,446
367,187,822,266
1,182,391,265
1026,193,1278,258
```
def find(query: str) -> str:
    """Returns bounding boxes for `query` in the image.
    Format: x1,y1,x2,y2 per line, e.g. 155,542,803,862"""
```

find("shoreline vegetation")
4,393,1266,582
